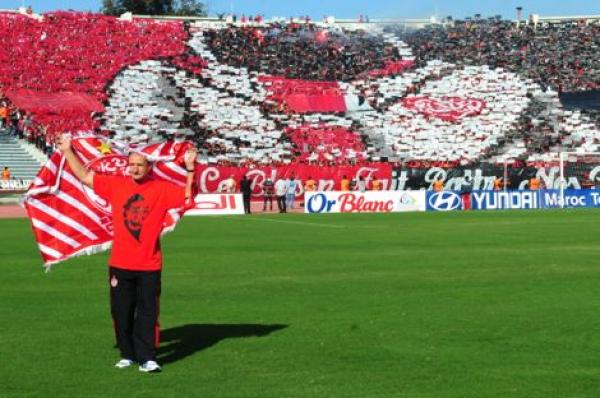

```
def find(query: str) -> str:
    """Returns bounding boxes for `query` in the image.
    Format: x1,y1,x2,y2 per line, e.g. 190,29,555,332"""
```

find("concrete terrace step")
4,168,40,171
0,132,46,180
0,154,42,163
0,169,41,174
2,165,41,169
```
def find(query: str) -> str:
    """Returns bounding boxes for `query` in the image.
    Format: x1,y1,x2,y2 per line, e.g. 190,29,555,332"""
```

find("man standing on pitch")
56,135,197,373
275,177,288,213
240,174,252,214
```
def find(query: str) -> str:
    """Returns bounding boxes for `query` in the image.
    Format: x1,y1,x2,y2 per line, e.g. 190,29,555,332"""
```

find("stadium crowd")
401,18,599,93
0,11,185,140
0,11,598,169
204,22,403,82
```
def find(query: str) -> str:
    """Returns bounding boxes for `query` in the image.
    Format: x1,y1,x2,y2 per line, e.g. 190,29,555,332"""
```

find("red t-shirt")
93,174,186,271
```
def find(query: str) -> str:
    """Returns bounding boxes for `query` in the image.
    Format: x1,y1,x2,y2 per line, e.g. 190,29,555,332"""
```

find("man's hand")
55,134,72,153
55,134,94,188
183,146,198,202
184,147,198,170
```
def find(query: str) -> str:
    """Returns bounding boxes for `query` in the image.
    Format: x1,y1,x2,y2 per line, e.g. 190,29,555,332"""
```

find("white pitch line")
235,216,390,230
235,217,347,229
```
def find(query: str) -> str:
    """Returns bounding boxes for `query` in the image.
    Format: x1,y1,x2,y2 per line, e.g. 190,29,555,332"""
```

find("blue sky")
7,0,600,20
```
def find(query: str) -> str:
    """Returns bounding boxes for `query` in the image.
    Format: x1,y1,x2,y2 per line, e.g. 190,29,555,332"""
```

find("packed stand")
1,11,599,168
0,11,186,141
400,19,599,93
203,22,405,82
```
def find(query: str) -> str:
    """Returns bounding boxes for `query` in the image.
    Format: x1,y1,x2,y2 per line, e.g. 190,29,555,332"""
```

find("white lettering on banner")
392,171,409,190
589,166,600,185
566,195,586,207
194,195,236,210
305,191,426,214
380,179,391,190
472,191,538,209
472,192,483,208
543,192,561,207
472,169,494,191
424,167,446,188
591,192,600,206
0,179,33,191
544,192,587,207
518,180,529,190
199,167,221,193
93,156,128,174
537,167,580,189
355,167,379,183
186,194,244,216
246,169,267,196
465,169,494,191
444,175,464,191
184,164,600,195
443,177,461,191
538,167,559,189
432,169,495,191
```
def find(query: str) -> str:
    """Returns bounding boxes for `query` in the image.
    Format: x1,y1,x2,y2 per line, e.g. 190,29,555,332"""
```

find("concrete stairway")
0,132,45,180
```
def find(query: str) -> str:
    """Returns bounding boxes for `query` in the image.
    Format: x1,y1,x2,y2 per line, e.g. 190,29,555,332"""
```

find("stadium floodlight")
516,7,523,27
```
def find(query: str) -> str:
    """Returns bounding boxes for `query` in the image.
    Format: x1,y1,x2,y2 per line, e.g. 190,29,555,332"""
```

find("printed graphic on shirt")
123,193,150,241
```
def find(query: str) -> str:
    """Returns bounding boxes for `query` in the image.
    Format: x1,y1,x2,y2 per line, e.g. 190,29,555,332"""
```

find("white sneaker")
139,360,162,373
114,359,134,369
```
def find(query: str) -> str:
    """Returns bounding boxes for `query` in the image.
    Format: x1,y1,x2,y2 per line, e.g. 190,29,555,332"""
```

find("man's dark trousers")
243,193,251,214
277,195,286,212
109,267,161,363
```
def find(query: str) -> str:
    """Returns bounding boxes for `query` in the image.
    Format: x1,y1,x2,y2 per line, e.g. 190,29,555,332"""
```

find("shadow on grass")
157,323,288,364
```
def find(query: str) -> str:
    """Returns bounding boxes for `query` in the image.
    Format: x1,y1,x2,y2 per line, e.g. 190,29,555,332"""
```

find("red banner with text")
194,163,392,198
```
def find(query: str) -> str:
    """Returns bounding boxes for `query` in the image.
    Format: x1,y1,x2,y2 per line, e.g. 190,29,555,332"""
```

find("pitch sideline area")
2,210,600,397
0,204,26,218
0,200,305,219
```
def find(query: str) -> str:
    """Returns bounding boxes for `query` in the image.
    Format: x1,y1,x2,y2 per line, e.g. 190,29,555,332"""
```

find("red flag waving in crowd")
23,134,197,269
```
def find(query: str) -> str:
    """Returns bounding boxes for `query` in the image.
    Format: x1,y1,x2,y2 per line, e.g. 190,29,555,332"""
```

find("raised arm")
56,135,94,188
183,146,198,202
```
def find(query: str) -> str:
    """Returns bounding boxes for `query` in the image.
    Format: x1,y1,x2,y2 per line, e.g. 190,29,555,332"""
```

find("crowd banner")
194,163,392,199
539,189,600,209
470,189,600,210
6,89,105,115
186,194,244,216
391,164,600,191
1,179,33,192
305,191,426,214
188,162,600,199
470,190,540,210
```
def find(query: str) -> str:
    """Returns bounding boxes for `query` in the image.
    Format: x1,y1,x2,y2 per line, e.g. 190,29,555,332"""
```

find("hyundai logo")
428,192,461,211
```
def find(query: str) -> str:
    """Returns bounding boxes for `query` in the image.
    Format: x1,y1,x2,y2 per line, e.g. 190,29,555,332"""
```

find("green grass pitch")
2,209,600,397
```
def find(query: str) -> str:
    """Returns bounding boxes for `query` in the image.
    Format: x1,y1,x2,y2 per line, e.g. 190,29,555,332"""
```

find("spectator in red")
56,134,197,373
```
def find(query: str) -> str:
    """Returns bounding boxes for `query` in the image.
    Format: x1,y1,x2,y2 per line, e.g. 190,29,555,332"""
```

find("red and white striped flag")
24,134,195,270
